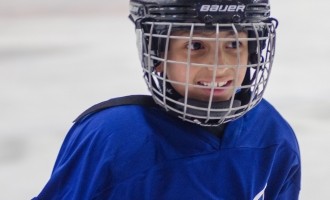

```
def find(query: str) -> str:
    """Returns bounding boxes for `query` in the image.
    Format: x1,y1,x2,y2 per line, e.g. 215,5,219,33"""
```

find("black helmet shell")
130,0,270,24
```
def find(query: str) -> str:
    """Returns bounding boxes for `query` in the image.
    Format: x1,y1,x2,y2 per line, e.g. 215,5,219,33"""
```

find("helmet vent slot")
148,6,196,19
245,4,270,19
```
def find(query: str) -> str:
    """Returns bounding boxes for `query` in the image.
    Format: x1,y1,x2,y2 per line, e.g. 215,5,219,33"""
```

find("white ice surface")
0,1,329,199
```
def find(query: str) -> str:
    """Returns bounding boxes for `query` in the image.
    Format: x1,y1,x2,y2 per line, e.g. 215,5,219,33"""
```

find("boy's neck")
204,124,226,138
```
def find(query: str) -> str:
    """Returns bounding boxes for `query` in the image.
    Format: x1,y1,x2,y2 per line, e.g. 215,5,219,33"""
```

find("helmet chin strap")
176,98,241,118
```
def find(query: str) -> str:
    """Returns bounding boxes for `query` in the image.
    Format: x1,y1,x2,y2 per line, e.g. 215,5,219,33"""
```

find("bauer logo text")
200,5,245,12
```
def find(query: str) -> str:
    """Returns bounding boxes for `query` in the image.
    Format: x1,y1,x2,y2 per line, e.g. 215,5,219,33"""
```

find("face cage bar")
138,22,276,126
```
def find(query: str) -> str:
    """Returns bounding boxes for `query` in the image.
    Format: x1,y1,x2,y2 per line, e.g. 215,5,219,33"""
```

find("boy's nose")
206,64,229,76
205,49,227,71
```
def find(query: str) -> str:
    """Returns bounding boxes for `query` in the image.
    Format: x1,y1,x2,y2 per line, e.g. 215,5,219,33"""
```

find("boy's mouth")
197,81,231,88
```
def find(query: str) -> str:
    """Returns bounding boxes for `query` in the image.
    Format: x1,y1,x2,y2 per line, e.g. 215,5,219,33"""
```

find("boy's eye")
227,41,242,49
186,41,204,51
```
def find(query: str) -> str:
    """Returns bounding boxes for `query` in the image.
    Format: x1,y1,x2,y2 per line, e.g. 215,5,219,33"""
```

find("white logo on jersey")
200,5,245,12
253,184,267,200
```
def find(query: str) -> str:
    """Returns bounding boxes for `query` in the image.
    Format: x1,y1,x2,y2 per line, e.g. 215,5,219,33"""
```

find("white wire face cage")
137,21,277,126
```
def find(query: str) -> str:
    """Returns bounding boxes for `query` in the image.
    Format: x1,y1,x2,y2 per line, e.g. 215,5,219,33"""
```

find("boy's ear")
155,63,164,73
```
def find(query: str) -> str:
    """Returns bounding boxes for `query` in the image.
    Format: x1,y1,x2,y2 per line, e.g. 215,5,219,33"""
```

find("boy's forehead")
171,28,248,37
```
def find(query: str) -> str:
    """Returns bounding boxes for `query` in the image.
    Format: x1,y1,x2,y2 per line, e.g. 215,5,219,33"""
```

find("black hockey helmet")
129,0,278,126
129,0,271,23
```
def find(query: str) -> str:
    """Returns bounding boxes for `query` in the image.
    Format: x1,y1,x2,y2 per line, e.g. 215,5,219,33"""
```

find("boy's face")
157,30,249,102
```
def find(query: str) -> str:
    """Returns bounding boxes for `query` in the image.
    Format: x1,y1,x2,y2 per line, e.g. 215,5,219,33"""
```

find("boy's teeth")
216,82,227,87
199,81,227,87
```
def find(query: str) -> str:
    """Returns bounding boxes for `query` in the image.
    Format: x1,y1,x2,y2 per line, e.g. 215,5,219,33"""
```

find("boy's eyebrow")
221,30,247,37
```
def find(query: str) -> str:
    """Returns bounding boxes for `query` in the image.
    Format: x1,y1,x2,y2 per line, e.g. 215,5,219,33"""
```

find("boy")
34,0,301,199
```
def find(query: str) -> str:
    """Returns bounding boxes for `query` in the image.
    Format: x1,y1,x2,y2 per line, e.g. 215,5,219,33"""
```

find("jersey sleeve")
33,119,115,200
277,160,301,200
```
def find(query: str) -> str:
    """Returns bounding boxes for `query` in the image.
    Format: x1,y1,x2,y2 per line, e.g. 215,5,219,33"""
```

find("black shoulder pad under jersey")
73,95,156,123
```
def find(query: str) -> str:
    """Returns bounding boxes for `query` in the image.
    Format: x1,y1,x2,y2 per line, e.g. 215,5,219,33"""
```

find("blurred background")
0,1,329,199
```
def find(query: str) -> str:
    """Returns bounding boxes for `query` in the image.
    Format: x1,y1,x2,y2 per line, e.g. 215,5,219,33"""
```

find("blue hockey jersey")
33,98,300,200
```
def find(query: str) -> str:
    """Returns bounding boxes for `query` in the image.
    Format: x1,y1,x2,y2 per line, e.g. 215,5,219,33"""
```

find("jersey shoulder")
226,99,300,153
